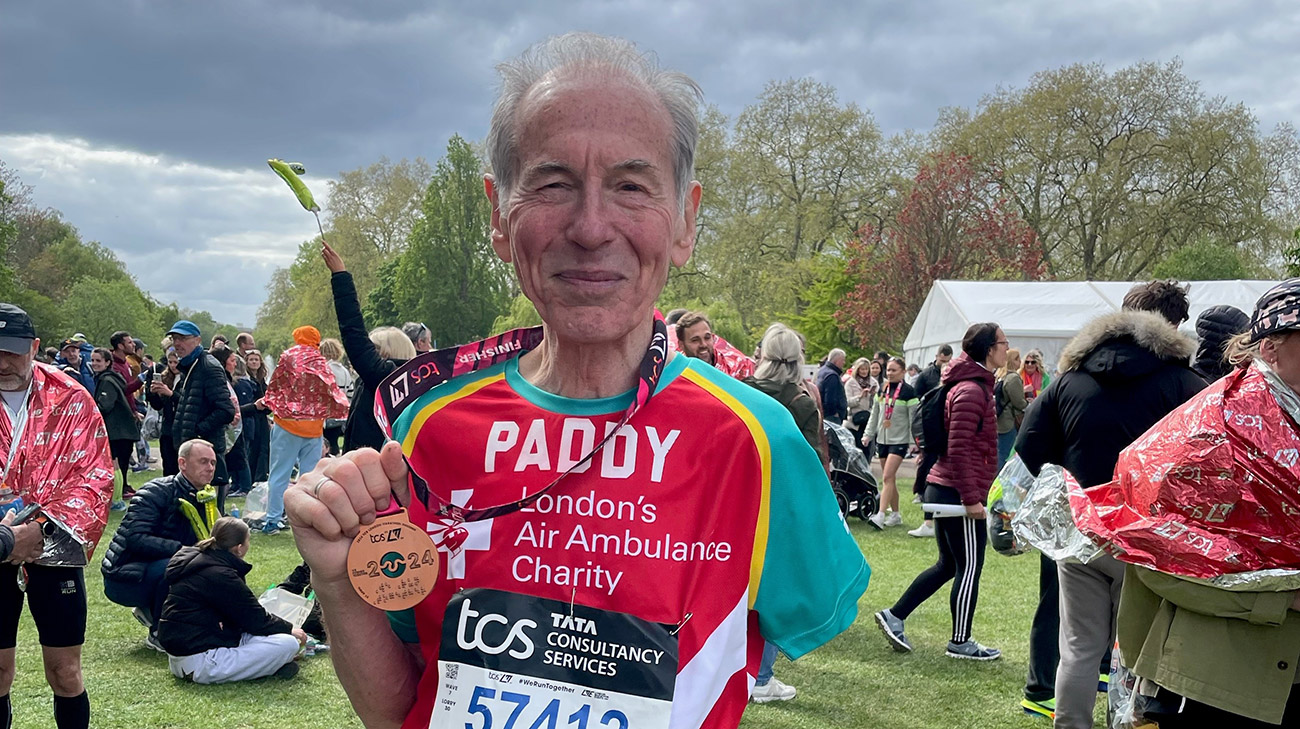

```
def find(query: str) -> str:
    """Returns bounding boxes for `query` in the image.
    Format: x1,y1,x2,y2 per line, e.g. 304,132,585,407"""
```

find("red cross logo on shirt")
427,489,493,581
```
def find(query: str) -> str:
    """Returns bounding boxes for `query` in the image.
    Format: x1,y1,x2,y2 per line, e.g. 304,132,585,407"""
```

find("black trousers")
891,505,987,644
159,434,178,476
1024,552,1115,702
109,439,134,495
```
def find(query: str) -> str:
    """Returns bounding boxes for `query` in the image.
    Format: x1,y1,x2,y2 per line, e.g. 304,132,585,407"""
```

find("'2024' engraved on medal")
354,550,438,579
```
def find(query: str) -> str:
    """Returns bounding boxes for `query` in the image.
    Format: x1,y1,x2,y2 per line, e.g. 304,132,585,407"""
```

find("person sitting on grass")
101,438,219,651
157,517,306,684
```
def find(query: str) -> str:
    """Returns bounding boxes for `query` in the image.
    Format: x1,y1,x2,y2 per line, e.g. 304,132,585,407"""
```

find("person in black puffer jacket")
1191,304,1250,383
158,517,305,683
90,348,142,507
322,241,415,452
102,439,218,644
1013,281,1207,728
163,321,235,468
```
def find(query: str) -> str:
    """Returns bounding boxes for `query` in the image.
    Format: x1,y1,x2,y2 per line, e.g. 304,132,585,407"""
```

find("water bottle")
231,506,240,519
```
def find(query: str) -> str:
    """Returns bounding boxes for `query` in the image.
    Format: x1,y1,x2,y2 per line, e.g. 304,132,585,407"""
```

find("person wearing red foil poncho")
0,304,114,729
261,326,349,536
1072,278,1300,726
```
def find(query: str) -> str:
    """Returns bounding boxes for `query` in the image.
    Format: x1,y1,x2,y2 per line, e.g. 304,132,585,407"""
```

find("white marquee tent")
903,280,1278,370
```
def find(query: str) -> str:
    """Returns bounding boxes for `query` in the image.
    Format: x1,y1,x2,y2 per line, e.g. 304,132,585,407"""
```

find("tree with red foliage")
837,153,1045,346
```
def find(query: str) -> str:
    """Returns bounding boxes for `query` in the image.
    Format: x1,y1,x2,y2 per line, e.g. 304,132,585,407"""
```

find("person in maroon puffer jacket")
874,322,1007,661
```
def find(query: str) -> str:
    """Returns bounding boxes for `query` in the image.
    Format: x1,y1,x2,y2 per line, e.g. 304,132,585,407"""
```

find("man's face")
61,345,80,366
239,336,254,353
936,351,952,367
679,321,714,363
171,335,200,359
179,443,217,486
416,332,432,353
486,75,702,346
117,336,135,356
832,352,847,369
0,339,38,391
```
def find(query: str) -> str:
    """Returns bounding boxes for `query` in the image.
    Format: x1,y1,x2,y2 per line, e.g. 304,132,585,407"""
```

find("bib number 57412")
466,686,630,729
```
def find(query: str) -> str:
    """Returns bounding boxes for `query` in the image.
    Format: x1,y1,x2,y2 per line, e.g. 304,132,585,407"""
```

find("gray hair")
178,439,215,460
487,32,703,214
828,348,847,364
754,323,806,385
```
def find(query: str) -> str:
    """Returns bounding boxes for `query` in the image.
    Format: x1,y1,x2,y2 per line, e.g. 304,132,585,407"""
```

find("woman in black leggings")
874,323,1007,661
90,347,142,510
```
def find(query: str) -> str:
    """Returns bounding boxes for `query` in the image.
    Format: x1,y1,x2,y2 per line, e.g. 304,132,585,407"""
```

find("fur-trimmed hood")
1058,310,1195,378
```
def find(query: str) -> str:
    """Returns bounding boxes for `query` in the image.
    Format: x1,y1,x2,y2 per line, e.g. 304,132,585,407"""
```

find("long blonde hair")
996,348,1021,379
370,326,418,361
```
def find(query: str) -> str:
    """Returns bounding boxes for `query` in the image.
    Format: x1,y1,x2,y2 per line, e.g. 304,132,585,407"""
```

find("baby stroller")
823,421,880,521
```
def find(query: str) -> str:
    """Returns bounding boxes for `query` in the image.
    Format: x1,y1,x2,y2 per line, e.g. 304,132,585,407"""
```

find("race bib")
433,588,678,729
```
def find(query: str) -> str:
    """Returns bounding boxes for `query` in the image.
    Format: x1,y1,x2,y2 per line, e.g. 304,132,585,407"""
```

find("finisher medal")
347,508,439,611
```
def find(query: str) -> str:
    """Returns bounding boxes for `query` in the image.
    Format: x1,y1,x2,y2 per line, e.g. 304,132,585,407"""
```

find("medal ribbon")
374,317,670,525
882,381,901,422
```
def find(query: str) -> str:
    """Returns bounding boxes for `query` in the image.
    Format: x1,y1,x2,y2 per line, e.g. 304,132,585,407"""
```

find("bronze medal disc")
347,509,439,611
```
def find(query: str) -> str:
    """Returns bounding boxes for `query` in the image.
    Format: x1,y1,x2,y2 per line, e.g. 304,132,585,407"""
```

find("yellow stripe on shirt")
679,367,772,610
400,373,506,455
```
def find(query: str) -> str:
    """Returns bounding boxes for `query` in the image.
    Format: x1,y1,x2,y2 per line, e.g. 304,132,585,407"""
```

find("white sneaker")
912,494,922,504
751,677,796,703
908,522,935,538
884,512,903,527
867,512,886,531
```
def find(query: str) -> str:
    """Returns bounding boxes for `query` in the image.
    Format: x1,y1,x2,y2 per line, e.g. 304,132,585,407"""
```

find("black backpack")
914,382,986,457
993,379,1007,416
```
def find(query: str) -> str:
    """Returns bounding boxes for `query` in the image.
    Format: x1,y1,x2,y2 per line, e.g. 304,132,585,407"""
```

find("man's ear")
670,181,703,268
485,175,512,263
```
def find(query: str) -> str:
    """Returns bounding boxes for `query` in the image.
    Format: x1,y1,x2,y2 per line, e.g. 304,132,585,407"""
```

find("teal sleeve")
752,412,871,660
386,608,420,643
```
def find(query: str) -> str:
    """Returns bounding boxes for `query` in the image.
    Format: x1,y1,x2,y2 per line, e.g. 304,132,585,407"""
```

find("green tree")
387,135,511,347
257,157,432,346
695,80,892,330
59,278,163,349
938,60,1300,280
1152,238,1249,280
490,293,543,334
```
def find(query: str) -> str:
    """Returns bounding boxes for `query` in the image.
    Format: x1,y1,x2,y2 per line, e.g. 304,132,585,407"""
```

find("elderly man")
815,348,849,423
101,439,219,649
286,33,868,729
0,304,115,729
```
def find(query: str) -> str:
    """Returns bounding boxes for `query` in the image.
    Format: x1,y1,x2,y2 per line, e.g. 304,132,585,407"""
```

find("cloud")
0,134,327,326
2,1,1297,327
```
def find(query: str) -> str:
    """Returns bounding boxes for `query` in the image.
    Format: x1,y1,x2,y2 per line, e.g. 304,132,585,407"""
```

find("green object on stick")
267,159,319,212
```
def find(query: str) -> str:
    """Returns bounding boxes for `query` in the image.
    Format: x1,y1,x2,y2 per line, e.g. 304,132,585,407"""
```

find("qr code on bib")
445,664,458,680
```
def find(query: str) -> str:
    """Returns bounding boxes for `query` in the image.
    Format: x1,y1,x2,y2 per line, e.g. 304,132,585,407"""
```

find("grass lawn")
6,474,1098,728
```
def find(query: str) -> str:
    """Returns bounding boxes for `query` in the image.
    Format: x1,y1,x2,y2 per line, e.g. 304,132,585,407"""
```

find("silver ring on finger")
313,477,335,500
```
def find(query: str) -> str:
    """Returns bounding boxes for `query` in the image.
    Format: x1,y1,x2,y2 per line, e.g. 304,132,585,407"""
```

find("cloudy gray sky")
2,0,1297,325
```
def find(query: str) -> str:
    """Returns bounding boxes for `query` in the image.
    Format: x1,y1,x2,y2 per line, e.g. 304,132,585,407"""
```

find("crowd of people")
0,30,1297,729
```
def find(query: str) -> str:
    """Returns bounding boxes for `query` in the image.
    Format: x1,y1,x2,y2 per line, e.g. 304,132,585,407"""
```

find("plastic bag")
1108,646,1138,729
242,482,269,523
1012,465,1103,564
258,587,314,629
141,406,163,441
989,454,1034,556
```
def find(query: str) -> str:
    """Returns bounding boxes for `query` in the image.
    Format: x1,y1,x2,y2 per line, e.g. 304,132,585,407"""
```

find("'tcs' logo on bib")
455,596,537,659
